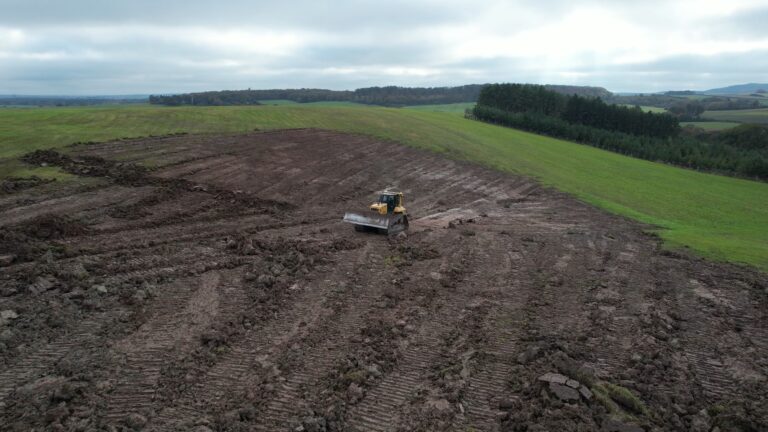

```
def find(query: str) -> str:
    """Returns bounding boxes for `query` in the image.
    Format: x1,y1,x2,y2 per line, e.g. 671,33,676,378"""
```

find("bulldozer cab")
379,193,398,213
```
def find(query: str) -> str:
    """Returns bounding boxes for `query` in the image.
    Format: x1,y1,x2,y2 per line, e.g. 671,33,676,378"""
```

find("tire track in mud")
0,319,105,404
677,276,766,401
104,271,224,422
393,225,529,432
150,244,375,429
585,236,646,379
248,242,383,430
343,236,477,432
458,234,527,431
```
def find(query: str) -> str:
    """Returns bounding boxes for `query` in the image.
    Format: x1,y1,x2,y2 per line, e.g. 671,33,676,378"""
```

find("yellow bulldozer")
343,190,409,234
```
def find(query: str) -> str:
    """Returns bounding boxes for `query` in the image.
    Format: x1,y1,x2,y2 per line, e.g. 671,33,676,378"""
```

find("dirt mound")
23,149,148,184
1,176,54,194
22,214,89,240
22,149,293,214
0,214,86,264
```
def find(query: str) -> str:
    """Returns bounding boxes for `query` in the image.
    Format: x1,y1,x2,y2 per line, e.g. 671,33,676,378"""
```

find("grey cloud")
706,7,768,38
0,0,466,31
1,0,767,94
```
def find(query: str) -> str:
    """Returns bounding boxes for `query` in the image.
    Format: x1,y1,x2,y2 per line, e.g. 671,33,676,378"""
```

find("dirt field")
1,129,766,432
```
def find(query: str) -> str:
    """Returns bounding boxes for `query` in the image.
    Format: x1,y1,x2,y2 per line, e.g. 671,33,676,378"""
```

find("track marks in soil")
343,237,475,432
104,272,223,421
0,319,104,404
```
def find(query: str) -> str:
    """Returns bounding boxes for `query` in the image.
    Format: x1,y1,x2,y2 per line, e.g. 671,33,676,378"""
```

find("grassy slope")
1,104,767,270
403,102,475,114
704,108,768,125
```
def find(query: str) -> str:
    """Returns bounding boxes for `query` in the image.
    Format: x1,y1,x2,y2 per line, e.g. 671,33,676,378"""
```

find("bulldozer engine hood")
370,202,388,214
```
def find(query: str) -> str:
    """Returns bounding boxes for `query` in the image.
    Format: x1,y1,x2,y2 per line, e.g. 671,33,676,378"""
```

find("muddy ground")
0,129,766,432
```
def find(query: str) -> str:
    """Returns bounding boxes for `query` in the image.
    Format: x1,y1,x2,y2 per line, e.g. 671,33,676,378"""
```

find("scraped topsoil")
0,129,766,432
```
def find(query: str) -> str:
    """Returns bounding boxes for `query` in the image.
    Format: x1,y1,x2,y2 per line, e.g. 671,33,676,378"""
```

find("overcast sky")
1,0,767,95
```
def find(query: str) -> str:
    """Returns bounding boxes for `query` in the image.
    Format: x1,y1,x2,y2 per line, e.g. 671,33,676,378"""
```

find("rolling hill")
703,83,768,95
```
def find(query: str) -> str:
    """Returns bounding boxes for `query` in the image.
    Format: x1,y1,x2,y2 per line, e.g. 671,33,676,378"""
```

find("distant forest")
471,84,768,180
477,83,679,138
0,96,146,107
609,94,762,119
149,84,612,107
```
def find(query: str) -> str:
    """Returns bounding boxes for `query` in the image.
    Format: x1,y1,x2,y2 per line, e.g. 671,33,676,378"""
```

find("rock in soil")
601,418,644,432
28,276,56,294
548,382,581,402
1,309,19,321
538,372,569,385
578,385,593,401
0,254,15,266
124,413,148,429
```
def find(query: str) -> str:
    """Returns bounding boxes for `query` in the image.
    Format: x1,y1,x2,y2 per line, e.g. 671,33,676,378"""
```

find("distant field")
680,121,740,131
0,104,767,270
403,102,475,114
704,108,768,125
620,104,667,113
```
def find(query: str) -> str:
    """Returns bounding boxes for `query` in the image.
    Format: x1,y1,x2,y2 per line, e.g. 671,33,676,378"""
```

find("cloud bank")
0,0,766,94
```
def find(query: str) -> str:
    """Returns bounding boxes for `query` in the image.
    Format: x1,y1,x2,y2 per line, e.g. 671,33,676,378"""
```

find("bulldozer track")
0,319,105,404
104,271,223,421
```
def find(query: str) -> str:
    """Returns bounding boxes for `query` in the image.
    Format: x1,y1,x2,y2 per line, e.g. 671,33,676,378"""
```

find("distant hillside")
149,84,612,107
704,83,768,95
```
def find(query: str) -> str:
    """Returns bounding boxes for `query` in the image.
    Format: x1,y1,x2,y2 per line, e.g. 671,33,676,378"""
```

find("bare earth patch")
0,129,766,431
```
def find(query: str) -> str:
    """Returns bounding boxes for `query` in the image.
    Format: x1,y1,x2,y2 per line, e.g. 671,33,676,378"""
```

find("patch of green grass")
384,255,404,266
0,158,76,181
341,369,367,385
403,102,475,114
704,108,768,125
680,121,740,131
0,104,767,270
591,382,650,424
592,385,624,416
602,382,649,416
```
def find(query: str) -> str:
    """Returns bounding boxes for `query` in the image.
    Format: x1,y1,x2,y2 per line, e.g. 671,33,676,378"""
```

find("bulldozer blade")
343,212,409,234
343,212,391,230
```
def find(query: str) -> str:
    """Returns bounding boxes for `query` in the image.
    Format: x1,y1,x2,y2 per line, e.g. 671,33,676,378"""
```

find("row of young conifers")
470,83,768,180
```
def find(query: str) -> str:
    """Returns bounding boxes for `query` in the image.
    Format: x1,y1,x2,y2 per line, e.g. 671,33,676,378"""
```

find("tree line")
470,84,768,180
149,85,484,107
149,84,613,107
609,94,761,117
477,83,680,138
0,96,145,107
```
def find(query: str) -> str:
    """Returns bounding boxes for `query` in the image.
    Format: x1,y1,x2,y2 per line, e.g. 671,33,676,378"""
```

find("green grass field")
1,104,767,270
704,108,768,125
403,102,475,114
680,121,740,131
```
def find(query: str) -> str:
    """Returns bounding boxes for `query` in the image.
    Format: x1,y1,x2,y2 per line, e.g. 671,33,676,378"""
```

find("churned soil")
0,129,766,431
